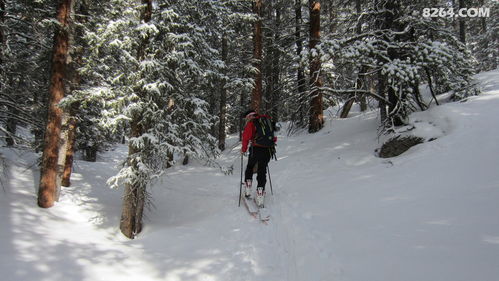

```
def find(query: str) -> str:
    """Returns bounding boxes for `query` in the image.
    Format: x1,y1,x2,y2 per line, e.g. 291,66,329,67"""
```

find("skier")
241,109,276,208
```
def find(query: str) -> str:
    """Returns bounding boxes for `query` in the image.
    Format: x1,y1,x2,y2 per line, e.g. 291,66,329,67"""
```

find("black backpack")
253,115,275,148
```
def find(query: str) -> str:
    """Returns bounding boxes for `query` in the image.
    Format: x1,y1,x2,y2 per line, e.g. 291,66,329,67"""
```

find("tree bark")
54,113,70,201
38,0,73,208
458,0,466,44
251,0,263,113
308,1,324,133
295,0,306,124
264,0,273,114
378,71,387,123
5,112,17,146
120,121,145,239
120,0,152,239
61,0,87,187
0,0,4,66
61,115,77,187
218,32,228,151
271,2,281,122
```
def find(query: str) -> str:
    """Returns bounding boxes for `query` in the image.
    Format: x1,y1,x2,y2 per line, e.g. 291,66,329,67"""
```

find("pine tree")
77,0,236,238
469,0,498,71
319,0,479,131
0,1,53,148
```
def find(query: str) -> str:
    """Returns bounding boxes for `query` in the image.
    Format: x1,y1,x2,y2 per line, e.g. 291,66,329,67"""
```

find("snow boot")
255,187,265,208
244,179,252,198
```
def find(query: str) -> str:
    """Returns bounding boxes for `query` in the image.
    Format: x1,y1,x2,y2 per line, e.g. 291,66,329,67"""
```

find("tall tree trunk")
378,71,387,123
120,0,152,239
0,0,4,66
271,2,281,122
5,112,17,146
308,1,324,133
480,0,486,34
385,1,404,127
251,0,263,113
61,0,87,187
295,0,306,124
356,0,367,112
121,121,145,239
459,0,466,44
264,0,273,114
38,0,73,208
239,92,245,142
61,115,76,187
55,113,70,200
218,32,228,151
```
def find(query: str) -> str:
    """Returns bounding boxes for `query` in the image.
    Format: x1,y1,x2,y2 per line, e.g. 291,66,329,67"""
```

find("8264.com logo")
422,7,490,18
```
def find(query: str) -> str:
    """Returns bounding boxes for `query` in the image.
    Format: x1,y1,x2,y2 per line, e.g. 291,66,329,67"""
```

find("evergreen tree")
0,0,55,148
320,0,479,131
78,0,248,238
469,0,498,71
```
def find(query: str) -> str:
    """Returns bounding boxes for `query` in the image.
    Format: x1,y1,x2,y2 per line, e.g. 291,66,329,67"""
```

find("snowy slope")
1,69,499,281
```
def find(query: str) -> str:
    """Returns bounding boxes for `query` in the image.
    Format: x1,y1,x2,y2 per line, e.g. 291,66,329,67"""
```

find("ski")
258,205,270,222
242,196,270,223
243,196,258,217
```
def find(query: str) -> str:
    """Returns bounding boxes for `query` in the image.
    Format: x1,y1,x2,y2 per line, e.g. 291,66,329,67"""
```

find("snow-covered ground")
1,69,499,281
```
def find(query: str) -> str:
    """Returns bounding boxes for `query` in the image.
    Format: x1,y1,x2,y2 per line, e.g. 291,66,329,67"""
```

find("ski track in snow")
1,69,499,281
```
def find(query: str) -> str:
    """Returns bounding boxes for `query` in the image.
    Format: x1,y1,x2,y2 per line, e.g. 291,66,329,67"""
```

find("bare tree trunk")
378,71,387,124
459,0,466,44
0,0,4,66
356,0,367,112
308,1,324,133
38,0,73,208
55,113,70,201
5,112,16,146
271,2,281,122
120,121,145,239
120,0,152,239
218,32,228,151
295,0,306,124
62,115,77,187
61,0,83,188
251,0,263,113
264,0,273,114
425,67,439,106
239,91,245,141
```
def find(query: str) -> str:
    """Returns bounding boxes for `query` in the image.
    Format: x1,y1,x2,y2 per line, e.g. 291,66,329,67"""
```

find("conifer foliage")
0,0,494,238
79,0,234,238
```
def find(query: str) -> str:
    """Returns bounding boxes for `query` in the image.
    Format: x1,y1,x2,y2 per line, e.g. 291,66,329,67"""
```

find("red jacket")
241,115,277,153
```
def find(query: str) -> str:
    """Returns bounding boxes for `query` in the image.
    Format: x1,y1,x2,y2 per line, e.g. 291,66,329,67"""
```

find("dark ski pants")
245,146,272,191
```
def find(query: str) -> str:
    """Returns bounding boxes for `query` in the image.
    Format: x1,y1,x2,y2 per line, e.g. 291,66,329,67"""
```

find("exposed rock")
378,135,425,158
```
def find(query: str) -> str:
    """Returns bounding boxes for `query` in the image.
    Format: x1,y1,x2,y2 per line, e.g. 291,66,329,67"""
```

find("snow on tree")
76,0,244,238
319,0,480,131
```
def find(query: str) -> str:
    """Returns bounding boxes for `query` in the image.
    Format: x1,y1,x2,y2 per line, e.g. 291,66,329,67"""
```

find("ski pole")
267,166,273,195
239,153,243,207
